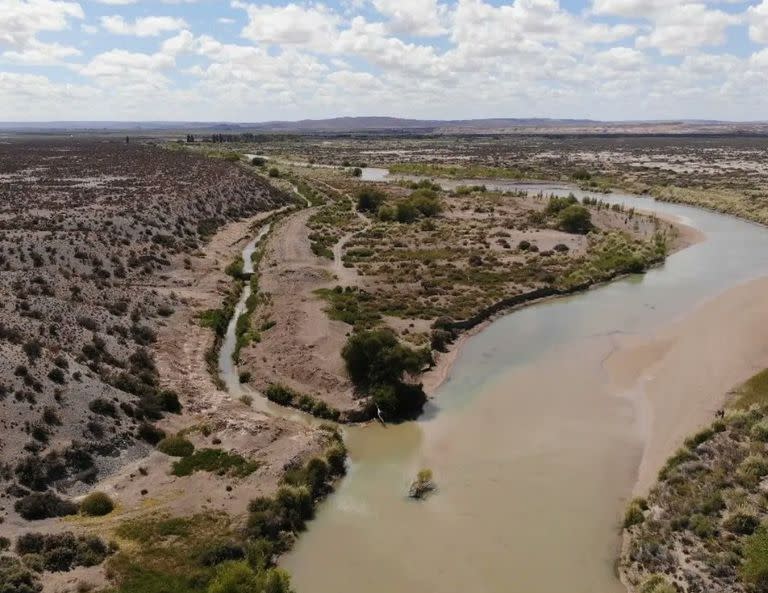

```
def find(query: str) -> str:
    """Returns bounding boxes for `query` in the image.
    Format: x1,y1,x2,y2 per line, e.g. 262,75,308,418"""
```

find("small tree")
558,205,592,234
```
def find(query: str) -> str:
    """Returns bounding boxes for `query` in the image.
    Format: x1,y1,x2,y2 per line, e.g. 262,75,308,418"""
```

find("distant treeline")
185,133,263,143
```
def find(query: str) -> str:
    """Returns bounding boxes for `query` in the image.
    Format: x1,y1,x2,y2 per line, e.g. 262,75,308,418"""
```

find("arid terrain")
3,130,768,593
0,140,341,593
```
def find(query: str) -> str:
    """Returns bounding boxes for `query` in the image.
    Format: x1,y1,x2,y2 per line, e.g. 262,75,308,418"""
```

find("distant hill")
1,117,767,135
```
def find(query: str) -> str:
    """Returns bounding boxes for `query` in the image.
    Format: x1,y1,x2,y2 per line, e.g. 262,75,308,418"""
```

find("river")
277,174,768,593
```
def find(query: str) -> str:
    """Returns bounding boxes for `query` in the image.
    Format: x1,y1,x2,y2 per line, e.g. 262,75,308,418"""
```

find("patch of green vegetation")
621,382,768,592
265,384,340,420
315,286,382,329
225,256,244,278
342,328,431,420
558,231,667,291
730,368,768,410
108,429,347,593
389,162,531,180
171,449,262,478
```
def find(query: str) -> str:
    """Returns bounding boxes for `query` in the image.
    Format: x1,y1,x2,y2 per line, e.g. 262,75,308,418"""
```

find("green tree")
341,329,424,387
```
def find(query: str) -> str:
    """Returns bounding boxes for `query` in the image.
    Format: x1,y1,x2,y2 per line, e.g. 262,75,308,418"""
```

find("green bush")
743,526,768,587
356,188,386,213
396,201,419,223
342,329,429,420
545,194,578,215
723,512,759,535
265,384,295,405
623,502,645,529
80,492,114,516
639,575,676,593
157,435,195,457
752,419,768,441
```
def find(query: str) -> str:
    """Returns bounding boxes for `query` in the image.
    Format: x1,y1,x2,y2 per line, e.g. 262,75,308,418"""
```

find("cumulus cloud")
748,0,768,43
372,0,450,36
1,0,767,120
234,1,340,48
0,0,83,64
100,15,188,37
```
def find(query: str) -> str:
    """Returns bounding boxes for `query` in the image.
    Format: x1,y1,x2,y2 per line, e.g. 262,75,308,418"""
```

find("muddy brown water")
278,178,768,593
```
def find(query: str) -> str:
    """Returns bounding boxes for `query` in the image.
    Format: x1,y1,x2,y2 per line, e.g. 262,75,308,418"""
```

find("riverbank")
605,274,768,494
422,209,704,397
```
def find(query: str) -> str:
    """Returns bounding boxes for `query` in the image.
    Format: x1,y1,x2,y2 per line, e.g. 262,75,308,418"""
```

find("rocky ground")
0,140,332,593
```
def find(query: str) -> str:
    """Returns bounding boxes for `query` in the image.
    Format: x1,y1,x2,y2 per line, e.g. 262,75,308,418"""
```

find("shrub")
356,188,386,213
157,436,195,457
623,502,645,529
265,384,294,405
738,455,768,488
137,422,166,445
558,205,592,234
89,397,117,417
377,205,396,221
743,526,768,587
0,557,41,593
723,512,759,535
47,368,66,384
199,541,246,567
158,389,182,414
639,575,676,593
545,194,578,215
518,240,531,251
689,513,715,538
752,419,768,442
268,167,280,178
80,492,114,516
572,168,592,181
15,491,78,520
396,201,419,223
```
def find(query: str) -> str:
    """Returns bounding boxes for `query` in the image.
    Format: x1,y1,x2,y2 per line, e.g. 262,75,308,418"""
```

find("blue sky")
2,0,768,121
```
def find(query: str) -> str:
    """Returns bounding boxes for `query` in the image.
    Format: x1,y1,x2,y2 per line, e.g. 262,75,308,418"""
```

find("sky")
1,0,768,122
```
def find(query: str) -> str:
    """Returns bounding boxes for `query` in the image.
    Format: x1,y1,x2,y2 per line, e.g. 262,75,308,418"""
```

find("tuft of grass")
729,368,768,410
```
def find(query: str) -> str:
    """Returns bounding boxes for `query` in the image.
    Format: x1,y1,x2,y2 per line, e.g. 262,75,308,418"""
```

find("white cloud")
372,0,449,36
748,0,768,43
234,2,340,48
101,15,188,37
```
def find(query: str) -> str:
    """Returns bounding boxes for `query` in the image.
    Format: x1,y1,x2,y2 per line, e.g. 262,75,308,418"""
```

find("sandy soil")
240,209,363,414
606,275,768,493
